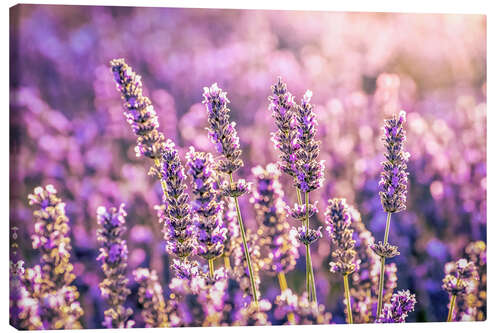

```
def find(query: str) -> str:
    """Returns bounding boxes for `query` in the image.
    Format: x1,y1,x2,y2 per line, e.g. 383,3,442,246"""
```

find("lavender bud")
442,259,478,296
220,179,251,198
325,198,359,275
379,111,410,213
293,226,323,245
370,241,400,258
285,201,319,221
133,268,169,327
202,83,243,174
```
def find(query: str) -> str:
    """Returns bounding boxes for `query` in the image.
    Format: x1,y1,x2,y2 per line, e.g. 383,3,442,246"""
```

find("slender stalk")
304,192,317,305
447,294,457,322
278,272,296,324
224,255,231,271
229,173,259,308
208,259,215,279
154,158,169,198
295,187,311,299
376,212,392,318
343,274,353,324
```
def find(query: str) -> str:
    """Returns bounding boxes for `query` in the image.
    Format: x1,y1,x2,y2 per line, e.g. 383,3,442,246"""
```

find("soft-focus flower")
251,164,299,274
133,268,169,327
325,198,359,275
96,204,134,328
442,259,478,296
274,289,332,325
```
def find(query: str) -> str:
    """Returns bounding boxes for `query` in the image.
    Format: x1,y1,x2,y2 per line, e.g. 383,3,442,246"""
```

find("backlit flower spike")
153,140,198,261
202,83,243,174
26,185,83,329
110,58,166,159
294,90,325,193
96,204,134,328
286,201,319,221
185,146,228,273
379,110,409,213
268,77,300,178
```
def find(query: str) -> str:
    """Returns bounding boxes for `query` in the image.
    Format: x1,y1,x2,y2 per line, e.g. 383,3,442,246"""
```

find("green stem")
224,255,231,271
343,274,353,324
295,187,310,298
376,212,392,319
278,272,296,324
229,173,259,308
208,258,215,279
304,192,317,306
447,293,457,322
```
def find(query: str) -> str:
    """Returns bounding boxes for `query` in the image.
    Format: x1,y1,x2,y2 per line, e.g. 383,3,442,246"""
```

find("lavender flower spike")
96,204,134,328
26,185,83,329
202,82,243,174
442,258,478,321
325,198,359,324
153,140,197,261
379,110,409,213
185,146,228,277
294,90,325,193
375,110,410,319
110,58,166,159
268,77,299,178
202,83,259,307
376,290,416,323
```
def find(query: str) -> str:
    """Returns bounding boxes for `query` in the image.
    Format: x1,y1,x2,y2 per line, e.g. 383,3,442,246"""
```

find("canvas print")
9,4,486,329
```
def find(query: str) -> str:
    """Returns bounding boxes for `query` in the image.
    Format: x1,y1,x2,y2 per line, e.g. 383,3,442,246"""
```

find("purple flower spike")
268,77,300,178
379,110,409,213
202,83,243,174
376,290,416,323
96,204,134,328
110,59,166,159
325,198,359,275
294,90,325,193
186,146,228,261
251,164,299,274
152,140,197,260
25,185,83,329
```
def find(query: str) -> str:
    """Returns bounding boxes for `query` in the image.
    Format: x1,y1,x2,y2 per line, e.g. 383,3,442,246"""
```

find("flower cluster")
110,58,166,159
21,185,83,329
376,290,416,323
294,90,325,193
293,225,323,245
286,201,319,221
379,110,410,213
325,198,359,275
186,147,228,261
202,83,243,174
133,268,169,327
371,241,400,259
96,204,134,328
251,164,299,274
153,140,197,260
268,77,299,178
442,259,478,296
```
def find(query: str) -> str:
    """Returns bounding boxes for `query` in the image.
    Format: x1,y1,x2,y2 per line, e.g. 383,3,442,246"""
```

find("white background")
2,0,497,332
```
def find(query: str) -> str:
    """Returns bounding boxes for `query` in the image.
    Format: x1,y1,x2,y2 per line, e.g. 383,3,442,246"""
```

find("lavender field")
9,4,486,329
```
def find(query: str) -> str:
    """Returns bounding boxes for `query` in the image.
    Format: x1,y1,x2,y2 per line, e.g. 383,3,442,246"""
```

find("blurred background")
10,4,486,327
